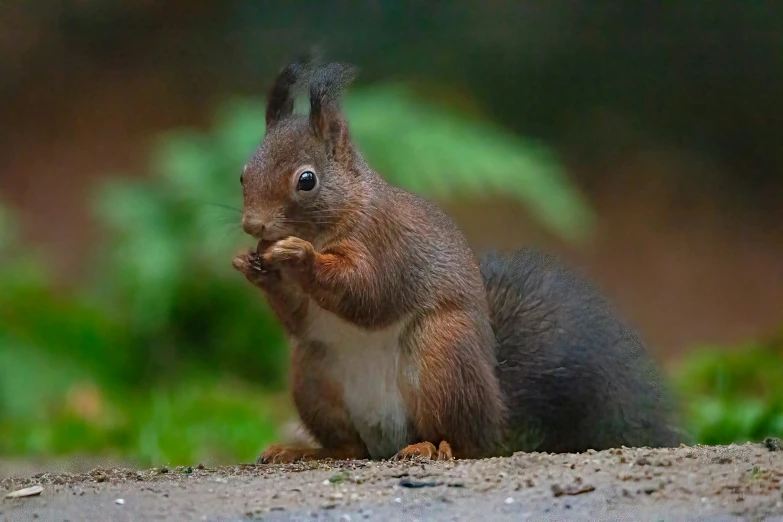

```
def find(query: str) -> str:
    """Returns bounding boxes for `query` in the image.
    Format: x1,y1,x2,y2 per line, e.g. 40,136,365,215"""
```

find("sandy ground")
2,443,783,521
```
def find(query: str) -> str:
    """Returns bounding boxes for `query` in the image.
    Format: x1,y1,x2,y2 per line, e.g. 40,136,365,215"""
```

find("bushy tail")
479,248,686,451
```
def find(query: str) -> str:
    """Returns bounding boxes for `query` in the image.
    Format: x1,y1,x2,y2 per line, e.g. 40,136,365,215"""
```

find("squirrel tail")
478,248,686,451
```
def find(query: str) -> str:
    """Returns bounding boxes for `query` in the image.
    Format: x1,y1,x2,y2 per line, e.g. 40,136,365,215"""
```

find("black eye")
240,173,244,184
297,171,316,191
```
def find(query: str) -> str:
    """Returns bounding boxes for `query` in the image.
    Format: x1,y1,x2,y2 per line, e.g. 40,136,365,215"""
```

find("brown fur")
233,56,506,461
399,305,505,458
259,340,369,464
234,56,682,462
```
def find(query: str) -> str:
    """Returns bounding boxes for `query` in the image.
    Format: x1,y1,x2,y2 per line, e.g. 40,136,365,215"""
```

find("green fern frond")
344,85,594,242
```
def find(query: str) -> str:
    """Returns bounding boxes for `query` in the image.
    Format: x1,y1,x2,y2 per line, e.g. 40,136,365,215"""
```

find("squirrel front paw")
262,237,315,282
232,250,281,289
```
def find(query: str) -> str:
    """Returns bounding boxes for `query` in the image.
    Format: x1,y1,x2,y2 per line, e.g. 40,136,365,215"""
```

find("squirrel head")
240,56,361,244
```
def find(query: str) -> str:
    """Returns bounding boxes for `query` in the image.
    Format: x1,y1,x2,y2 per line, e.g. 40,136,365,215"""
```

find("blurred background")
1,2,782,473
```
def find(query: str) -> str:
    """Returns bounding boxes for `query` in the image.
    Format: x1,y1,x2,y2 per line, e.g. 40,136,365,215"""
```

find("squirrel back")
481,248,683,452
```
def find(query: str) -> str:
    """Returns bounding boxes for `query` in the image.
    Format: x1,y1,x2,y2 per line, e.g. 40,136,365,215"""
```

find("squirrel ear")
309,95,351,161
265,51,320,129
265,63,298,128
308,62,357,161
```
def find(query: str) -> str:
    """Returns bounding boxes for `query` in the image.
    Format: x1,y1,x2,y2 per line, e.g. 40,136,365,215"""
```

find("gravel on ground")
2,443,783,521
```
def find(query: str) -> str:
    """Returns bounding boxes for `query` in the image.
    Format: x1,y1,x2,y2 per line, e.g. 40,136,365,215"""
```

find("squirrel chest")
304,298,415,459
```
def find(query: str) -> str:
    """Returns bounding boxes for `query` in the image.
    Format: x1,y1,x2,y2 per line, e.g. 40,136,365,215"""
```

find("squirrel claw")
233,250,280,287
392,441,453,461
247,251,268,272
436,440,454,460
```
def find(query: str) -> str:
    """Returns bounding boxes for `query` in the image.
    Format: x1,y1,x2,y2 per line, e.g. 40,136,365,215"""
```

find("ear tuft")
308,62,358,160
265,49,321,129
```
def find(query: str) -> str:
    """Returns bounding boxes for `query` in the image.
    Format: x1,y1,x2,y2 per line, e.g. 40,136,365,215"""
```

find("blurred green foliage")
0,205,282,465
672,334,783,445
344,87,594,242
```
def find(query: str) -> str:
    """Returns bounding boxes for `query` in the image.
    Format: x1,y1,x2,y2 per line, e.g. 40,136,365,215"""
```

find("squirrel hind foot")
257,445,318,465
392,441,453,461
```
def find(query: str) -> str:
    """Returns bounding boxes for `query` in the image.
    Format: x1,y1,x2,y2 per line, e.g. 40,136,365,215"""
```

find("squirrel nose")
242,216,266,239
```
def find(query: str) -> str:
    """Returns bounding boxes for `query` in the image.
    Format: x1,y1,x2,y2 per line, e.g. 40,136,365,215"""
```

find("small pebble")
764,437,783,452
504,497,515,504
5,486,43,499
394,497,402,503
340,515,352,522
115,499,125,505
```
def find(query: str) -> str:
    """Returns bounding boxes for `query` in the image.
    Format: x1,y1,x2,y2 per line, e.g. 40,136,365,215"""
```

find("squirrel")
232,56,682,463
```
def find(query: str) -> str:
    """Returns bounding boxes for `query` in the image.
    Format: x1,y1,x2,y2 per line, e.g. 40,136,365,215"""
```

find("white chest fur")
305,299,412,459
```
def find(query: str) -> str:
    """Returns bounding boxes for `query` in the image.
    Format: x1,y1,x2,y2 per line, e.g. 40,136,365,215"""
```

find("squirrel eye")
297,171,317,191
240,173,244,184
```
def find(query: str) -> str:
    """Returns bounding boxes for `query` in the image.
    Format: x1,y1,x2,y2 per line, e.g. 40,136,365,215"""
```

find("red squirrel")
232,56,682,463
